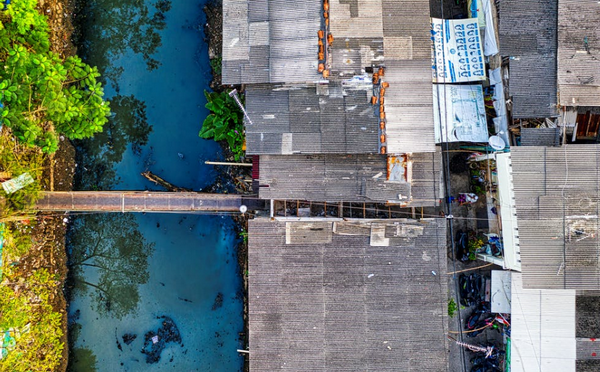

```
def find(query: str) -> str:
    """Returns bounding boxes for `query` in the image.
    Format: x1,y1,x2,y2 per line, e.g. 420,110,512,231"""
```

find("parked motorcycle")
459,273,485,307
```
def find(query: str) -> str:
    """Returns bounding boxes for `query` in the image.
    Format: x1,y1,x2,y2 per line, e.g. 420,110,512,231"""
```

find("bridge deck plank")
36,192,247,213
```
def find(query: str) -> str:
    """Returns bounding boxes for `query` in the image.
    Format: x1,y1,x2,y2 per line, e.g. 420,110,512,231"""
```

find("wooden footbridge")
35,191,266,214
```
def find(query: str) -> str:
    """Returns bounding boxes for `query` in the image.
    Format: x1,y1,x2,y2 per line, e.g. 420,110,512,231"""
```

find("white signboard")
433,84,488,143
431,18,486,83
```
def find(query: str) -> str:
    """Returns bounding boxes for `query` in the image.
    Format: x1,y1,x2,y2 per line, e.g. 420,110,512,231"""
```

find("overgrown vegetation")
0,0,110,153
448,298,458,318
209,56,222,76
199,90,245,161
0,228,64,371
0,133,43,218
0,1,111,370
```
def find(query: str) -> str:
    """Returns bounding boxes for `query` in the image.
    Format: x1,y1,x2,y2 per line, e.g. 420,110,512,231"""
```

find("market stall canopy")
511,272,576,372
431,18,486,84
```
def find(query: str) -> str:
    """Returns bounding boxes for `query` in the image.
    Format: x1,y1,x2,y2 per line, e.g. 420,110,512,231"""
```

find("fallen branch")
141,171,191,192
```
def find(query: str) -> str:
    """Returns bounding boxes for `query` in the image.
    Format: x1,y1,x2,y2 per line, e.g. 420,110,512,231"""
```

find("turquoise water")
67,1,244,370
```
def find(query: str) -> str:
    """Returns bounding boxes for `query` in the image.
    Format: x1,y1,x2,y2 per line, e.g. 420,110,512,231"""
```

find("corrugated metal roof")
521,128,561,147
557,0,600,106
512,145,600,289
511,272,576,372
258,151,443,205
222,0,322,84
244,83,379,155
499,0,558,118
327,0,430,75
223,0,432,83
248,217,449,372
385,60,436,154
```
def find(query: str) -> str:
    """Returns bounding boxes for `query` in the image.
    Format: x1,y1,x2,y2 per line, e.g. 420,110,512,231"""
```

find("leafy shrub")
448,298,458,317
199,90,245,161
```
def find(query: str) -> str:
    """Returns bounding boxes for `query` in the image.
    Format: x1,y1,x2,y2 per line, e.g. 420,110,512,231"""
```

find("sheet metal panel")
248,218,448,372
558,0,600,106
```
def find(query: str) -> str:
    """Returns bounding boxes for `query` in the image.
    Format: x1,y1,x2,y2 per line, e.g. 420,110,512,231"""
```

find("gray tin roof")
512,145,600,289
248,217,449,372
244,83,379,155
520,127,561,147
257,150,443,206
328,0,431,75
499,0,558,118
224,0,436,154
558,0,600,106
222,0,322,84
385,60,436,153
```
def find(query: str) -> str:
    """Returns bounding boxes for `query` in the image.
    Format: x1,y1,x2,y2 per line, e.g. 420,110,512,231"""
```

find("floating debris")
141,316,181,364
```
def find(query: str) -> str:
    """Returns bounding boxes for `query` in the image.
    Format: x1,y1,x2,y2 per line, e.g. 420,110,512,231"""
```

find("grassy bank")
0,0,109,370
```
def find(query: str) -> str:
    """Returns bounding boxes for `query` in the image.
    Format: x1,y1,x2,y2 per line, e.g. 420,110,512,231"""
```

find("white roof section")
511,273,576,372
385,60,436,153
491,270,511,314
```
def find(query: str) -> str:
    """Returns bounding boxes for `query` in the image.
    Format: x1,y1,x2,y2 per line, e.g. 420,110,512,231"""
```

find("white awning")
496,152,521,271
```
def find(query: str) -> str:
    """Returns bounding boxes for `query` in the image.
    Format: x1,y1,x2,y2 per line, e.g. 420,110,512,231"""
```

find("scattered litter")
367,274,375,278
1,173,34,194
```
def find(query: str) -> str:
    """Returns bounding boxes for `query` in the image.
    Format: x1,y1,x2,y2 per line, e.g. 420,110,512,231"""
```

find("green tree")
67,213,154,319
0,1,111,153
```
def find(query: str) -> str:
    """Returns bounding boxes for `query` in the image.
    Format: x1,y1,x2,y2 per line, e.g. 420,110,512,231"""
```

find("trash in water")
141,316,182,364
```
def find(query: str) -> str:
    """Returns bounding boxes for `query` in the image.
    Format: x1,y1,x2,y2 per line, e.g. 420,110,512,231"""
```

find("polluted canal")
66,0,244,371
